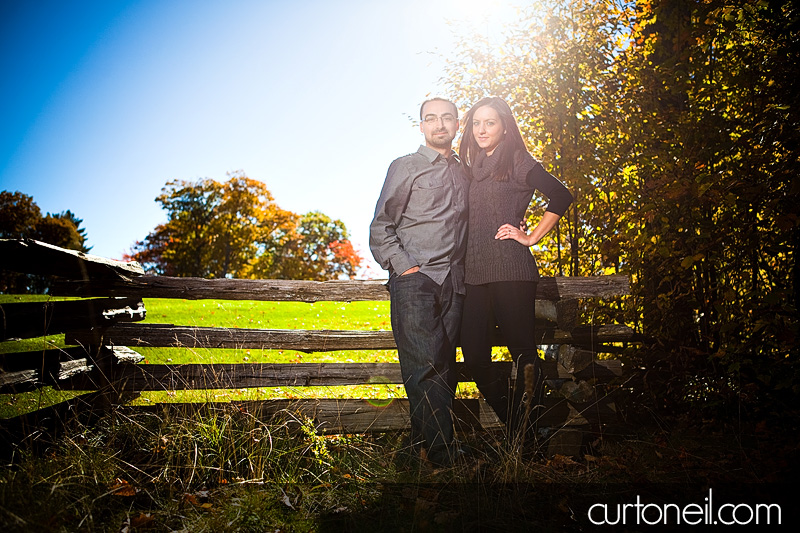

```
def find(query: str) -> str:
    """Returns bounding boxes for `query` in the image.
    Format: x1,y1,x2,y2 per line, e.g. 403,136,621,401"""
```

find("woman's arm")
495,211,562,246
526,163,573,215
496,162,572,246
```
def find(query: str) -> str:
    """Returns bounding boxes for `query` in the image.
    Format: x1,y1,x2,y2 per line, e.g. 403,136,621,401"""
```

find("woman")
459,96,573,442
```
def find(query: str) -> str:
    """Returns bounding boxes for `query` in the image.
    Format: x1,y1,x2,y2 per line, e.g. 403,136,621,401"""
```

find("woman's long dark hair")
458,96,527,181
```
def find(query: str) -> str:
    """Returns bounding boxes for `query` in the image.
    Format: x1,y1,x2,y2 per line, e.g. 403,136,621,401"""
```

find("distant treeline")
1,171,362,292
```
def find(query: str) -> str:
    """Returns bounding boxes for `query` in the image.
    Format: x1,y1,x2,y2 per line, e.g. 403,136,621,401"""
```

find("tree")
129,172,362,280
33,215,86,251
1,190,91,292
0,191,90,253
617,0,800,412
263,211,361,280
55,210,91,252
0,191,41,239
442,0,799,417
444,0,633,279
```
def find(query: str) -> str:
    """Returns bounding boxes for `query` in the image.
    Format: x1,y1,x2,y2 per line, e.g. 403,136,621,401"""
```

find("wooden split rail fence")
1,239,639,456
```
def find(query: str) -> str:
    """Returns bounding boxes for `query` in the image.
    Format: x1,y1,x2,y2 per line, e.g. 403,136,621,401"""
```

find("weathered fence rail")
65,323,636,352
51,273,630,301
1,238,640,456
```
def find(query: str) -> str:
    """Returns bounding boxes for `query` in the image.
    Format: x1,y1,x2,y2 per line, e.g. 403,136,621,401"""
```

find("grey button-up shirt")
369,145,469,294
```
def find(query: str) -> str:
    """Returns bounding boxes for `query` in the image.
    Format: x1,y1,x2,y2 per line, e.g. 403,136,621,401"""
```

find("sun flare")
439,0,541,43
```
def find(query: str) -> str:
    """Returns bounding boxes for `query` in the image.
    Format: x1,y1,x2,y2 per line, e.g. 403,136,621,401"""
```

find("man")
369,97,469,467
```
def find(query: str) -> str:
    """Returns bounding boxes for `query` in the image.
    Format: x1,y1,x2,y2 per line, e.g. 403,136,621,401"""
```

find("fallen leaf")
130,513,155,529
109,479,137,497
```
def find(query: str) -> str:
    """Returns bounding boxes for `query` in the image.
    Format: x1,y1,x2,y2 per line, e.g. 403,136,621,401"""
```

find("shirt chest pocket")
419,173,445,187
412,176,447,211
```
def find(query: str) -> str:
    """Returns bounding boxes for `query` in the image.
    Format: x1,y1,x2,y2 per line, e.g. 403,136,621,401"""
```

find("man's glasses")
423,114,457,125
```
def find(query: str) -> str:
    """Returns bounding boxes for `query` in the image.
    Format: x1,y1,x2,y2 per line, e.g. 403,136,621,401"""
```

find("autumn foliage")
127,171,362,280
444,0,798,418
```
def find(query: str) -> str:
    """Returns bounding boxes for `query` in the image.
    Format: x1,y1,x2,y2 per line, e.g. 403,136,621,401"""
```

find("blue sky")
1,0,522,277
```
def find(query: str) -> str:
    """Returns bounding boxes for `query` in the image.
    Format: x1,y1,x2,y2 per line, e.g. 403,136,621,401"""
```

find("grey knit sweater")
464,147,573,285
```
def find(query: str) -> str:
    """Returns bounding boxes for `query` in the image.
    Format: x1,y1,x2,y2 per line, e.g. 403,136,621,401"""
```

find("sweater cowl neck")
472,141,537,183
472,140,508,182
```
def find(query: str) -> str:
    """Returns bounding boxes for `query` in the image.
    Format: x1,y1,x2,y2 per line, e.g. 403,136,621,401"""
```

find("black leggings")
460,281,542,435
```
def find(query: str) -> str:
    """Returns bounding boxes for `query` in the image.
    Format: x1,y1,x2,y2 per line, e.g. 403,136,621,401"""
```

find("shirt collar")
417,144,458,164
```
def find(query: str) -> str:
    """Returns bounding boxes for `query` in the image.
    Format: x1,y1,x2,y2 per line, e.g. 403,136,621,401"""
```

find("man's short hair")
419,97,458,120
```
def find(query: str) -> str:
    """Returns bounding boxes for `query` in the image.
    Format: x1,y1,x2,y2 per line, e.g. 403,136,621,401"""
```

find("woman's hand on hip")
495,222,532,246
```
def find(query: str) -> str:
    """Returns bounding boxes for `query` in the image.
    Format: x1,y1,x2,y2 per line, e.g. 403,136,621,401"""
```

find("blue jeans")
388,271,463,465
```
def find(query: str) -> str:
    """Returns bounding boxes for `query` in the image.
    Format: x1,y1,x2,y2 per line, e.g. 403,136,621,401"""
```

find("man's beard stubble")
426,130,454,149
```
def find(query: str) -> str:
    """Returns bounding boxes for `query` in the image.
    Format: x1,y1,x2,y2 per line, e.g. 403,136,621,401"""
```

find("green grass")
129,298,416,406
1,295,479,416
0,295,395,361
134,298,394,364
142,298,391,330
0,294,76,353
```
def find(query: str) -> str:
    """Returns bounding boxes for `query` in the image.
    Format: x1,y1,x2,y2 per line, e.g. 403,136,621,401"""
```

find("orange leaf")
109,478,137,497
